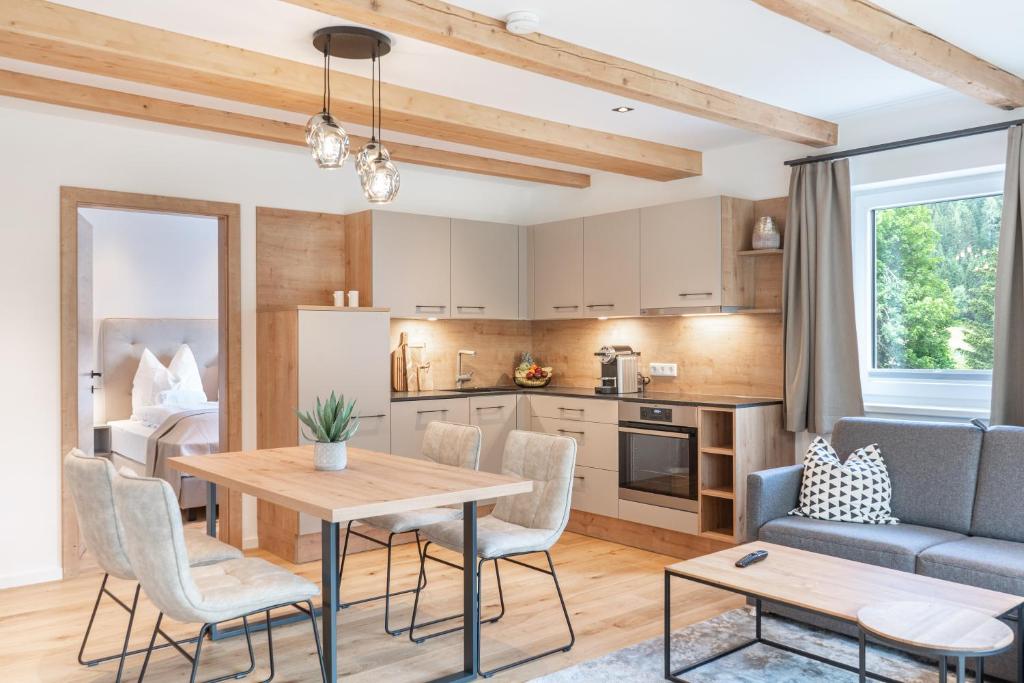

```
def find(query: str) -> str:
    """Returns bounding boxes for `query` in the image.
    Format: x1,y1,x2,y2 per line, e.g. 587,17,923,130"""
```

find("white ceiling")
25,1,1024,159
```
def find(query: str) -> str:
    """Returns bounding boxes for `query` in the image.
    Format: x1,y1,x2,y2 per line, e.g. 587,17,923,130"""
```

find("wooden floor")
0,532,741,682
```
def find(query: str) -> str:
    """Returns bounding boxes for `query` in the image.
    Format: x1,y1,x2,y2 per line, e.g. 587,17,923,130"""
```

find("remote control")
734,550,768,568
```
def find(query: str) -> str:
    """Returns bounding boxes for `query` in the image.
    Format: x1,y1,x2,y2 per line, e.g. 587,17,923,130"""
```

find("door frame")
60,187,243,577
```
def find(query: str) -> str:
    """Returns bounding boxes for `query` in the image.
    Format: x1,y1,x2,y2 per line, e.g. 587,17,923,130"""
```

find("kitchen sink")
449,386,516,393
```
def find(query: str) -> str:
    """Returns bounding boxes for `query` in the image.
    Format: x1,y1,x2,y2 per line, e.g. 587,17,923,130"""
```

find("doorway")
60,188,242,578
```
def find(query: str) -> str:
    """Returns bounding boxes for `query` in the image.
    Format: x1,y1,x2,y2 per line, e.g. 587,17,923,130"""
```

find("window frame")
851,168,1004,419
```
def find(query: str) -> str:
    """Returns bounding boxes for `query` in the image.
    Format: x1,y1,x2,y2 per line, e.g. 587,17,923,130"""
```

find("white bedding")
109,419,156,465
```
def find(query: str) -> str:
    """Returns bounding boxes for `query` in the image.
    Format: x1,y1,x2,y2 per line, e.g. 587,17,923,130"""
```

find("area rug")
532,608,972,682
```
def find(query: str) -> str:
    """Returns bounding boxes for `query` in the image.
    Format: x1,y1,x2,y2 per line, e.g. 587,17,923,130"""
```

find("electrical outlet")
649,363,678,377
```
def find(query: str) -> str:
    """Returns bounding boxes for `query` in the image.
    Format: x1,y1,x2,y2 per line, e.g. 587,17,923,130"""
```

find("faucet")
456,349,476,388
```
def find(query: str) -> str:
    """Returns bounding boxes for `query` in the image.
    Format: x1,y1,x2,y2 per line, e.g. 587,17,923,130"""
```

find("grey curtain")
783,158,864,433
991,125,1024,426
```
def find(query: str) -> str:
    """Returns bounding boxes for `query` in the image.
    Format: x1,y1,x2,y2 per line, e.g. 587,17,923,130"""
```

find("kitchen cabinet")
390,398,470,460
531,415,618,470
640,197,723,311
583,210,640,317
571,466,619,517
256,307,391,560
528,394,618,424
372,211,452,319
532,218,584,319
469,394,517,474
451,219,519,320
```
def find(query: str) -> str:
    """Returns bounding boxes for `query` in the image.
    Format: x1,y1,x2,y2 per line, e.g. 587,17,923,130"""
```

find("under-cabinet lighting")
612,106,635,113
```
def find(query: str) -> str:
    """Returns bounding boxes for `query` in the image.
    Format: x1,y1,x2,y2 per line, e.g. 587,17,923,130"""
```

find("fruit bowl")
514,366,553,388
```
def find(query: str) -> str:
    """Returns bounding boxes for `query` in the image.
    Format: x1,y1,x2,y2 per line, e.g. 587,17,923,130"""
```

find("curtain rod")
784,117,1024,167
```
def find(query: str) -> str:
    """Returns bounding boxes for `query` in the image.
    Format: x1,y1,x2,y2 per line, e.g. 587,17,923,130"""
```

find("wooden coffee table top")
858,601,1015,655
666,542,1023,623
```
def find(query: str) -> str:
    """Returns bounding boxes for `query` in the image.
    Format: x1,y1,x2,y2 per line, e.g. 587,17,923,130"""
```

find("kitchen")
254,194,792,563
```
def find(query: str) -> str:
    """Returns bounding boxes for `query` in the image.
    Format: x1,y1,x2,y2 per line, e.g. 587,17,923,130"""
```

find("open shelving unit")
737,248,783,257
698,407,737,542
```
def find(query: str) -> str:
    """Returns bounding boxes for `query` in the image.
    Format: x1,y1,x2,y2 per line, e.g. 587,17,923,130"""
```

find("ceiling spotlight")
505,10,540,35
612,106,635,113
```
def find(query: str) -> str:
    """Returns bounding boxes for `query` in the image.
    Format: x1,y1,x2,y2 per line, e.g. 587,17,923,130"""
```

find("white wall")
0,89,1018,588
84,208,219,424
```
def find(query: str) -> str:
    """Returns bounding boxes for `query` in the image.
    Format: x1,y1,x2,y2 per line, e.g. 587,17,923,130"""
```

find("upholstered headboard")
99,318,218,421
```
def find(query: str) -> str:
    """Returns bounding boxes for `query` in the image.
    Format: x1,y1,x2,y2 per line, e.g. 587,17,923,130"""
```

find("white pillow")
168,344,206,397
131,348,178,415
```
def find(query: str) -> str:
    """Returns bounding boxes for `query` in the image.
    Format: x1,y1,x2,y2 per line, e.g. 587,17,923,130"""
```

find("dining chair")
110,469,327,683
64,449,243,682
338,421,482,635
408,429,577,677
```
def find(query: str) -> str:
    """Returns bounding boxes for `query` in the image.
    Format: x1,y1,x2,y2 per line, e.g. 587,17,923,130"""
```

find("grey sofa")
747,417,1024,681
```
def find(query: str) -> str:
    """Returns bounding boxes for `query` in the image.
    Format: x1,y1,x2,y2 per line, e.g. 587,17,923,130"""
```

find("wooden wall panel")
343,211,374,306
256,207,346,308
751,196,788,311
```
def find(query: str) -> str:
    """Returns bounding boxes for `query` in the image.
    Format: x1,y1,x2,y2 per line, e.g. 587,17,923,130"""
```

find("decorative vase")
752,216,781,250
314,441,348,471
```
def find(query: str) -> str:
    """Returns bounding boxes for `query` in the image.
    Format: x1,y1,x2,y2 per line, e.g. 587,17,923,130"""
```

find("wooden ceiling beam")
751,0,1024,110
282,0,838,147
0,69,592,188
0,0,698,180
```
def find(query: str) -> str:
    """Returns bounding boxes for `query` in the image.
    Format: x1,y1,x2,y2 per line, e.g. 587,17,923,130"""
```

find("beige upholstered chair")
64,449,242,682
110,469,326,683
338,421,482,635
409,429,577,676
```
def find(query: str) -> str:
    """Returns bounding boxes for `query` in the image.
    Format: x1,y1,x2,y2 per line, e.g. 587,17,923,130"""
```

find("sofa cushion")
759,516,964,572
790,437,897,525
918,537,1024,597
970,426,1024,543
831,417,983,534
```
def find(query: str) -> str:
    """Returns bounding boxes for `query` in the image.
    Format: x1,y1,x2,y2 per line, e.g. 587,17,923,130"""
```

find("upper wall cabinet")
451,219,519,319
532,218,584,319
640,197,723,311
583,209,640,317
372,211,452,319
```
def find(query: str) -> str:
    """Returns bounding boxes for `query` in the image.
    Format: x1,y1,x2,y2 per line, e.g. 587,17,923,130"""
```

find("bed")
100,318,219,511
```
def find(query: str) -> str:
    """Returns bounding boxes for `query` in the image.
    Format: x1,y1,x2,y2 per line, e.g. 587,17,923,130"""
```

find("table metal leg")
977,655,984,682
939,655,947,682
956,656,965,683
663,571,671,679
322,520,339,682
205,482,217,537
1018,604,1024,683
464,501,479,678
858,629,867,683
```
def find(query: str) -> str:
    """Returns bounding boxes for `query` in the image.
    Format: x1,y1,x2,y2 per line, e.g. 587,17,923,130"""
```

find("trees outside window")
873,194,1003,371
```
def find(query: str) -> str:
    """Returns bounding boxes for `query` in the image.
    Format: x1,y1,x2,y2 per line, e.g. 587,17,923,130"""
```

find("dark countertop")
391,386,782,409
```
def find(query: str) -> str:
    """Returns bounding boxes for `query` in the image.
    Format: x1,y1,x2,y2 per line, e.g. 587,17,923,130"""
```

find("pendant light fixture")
308,27,399,203
306,32,350,169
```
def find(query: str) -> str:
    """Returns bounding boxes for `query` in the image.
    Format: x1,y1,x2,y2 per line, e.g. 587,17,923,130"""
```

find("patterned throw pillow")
789,437,898,524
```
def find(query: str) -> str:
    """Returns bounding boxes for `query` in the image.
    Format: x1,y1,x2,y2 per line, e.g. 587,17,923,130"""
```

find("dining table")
169,444,533,682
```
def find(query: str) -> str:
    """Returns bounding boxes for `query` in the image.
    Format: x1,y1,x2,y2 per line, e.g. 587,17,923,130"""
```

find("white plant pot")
314,441,348,471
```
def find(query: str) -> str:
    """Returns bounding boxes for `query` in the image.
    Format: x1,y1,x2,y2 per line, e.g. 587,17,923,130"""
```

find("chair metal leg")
338,525,425,636
113,583,141,682
304,600,329,683
408,546,505,644
337,521,353,607
77,573,109,667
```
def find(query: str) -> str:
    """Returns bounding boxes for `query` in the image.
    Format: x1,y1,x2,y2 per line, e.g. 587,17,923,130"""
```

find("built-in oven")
618,402,699,513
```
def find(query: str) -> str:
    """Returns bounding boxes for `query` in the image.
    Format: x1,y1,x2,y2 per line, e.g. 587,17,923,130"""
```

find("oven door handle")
618,426,692,439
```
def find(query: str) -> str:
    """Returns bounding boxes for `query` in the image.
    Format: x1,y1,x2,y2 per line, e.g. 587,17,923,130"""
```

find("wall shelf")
738,249,783,256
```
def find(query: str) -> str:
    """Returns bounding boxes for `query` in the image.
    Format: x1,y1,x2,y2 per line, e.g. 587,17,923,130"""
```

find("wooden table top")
666,542,1023,622
169,445,533,523
858,601,1015,655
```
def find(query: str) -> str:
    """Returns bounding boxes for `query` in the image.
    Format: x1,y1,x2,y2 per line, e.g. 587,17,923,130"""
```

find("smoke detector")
505,11,540,35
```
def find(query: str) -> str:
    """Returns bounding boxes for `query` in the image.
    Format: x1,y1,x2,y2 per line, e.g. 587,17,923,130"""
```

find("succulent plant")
296,391,359,443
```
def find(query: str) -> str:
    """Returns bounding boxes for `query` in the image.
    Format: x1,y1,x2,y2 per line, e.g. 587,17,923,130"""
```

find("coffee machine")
595,345,641,394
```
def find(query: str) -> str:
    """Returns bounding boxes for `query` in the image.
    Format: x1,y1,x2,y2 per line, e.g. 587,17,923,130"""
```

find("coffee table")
859,601,1014,683
664,542,1024,682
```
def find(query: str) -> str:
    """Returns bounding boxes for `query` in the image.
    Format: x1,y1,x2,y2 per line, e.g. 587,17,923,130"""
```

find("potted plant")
296,392,359,471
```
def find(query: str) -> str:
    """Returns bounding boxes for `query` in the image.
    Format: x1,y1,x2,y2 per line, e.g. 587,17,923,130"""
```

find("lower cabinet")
469,394,517,474
531,415,618,470
390,398,470,459
570,465,618,517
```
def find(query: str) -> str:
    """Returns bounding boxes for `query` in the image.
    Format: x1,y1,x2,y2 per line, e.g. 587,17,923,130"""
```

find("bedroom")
80,206,221,524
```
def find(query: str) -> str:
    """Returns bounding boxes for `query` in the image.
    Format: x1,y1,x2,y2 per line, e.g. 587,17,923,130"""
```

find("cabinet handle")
552,305,579,310
358,414,387,419
559,407,584,413
586,304,615,309
573,475,586,481
416,409,449,415
678,292,712,297
415,305,447,311
474,405,504,411
457,305,486,311
557,429,585,436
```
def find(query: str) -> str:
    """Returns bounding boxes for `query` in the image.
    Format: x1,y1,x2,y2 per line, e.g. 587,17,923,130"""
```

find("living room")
2,1,1024,682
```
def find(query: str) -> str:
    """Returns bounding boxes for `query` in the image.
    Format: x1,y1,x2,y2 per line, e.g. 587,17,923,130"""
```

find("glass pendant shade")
360,148,400,204
307,113,350,169
355,141,390,182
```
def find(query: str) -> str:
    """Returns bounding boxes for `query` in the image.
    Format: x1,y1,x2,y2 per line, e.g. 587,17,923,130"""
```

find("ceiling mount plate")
313,26,392,59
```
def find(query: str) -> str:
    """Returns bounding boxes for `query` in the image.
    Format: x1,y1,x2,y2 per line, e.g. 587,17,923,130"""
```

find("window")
852,170,1004,418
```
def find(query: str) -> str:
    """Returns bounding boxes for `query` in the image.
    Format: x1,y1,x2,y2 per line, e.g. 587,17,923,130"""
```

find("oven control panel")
640,406,672,422
618,401,698,428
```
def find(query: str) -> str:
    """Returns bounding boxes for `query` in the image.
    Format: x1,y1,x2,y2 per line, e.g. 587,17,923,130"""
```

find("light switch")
649,363,678,377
